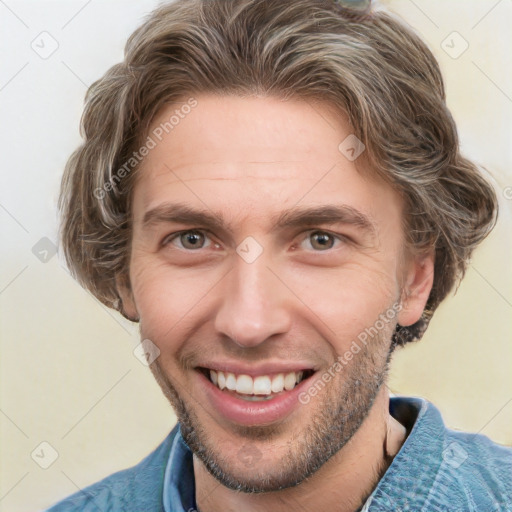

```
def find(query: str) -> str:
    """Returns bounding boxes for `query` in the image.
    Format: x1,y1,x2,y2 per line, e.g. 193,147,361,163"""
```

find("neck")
194,388,406,512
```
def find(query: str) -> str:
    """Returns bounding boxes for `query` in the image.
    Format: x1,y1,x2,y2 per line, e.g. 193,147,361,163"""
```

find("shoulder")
371,398,512,511
438,427,512,509
44,426,179,512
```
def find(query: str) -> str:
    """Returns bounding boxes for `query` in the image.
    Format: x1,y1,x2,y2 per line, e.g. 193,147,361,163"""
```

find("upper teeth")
210,370,304,395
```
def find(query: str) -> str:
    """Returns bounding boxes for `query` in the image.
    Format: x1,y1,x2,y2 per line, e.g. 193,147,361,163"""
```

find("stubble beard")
148,320,395,493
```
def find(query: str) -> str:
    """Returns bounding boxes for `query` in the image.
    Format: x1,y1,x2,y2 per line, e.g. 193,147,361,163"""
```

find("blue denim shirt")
45,397,512,511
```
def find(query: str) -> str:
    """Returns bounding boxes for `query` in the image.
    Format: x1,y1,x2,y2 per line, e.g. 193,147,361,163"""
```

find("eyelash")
161,229,346,252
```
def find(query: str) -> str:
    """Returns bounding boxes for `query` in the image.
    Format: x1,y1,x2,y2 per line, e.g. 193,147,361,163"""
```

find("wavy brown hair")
59,0,498,345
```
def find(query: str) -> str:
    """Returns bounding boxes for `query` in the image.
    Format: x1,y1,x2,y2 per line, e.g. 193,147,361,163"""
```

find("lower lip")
197,370,313,426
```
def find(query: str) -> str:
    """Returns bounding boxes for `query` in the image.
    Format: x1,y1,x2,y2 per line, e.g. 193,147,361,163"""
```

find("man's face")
123,94,420,492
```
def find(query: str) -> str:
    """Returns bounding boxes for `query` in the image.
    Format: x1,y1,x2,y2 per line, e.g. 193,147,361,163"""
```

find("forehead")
132,94,402,231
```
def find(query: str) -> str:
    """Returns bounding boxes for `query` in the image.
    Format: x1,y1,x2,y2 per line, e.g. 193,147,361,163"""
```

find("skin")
119,94,434,512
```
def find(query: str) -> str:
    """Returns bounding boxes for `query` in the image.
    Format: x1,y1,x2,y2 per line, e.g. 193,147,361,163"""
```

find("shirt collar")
366,397,444,511
163,425,196,512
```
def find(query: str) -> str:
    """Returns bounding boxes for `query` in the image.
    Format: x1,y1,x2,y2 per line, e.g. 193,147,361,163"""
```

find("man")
48,0,511,510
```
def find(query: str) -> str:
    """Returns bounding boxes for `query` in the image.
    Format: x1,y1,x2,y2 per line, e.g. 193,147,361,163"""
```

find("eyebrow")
141,202,377,238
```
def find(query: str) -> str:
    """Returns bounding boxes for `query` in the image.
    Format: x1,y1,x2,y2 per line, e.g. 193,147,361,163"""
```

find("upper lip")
196,360,316,377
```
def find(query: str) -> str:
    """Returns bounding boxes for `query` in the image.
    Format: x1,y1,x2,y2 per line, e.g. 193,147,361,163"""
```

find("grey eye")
310,231,335,250
179,231,205,249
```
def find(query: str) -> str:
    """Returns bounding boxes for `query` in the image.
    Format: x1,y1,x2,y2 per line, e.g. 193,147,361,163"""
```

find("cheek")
281,261,400,346
129,256,225,354
130,262,193,342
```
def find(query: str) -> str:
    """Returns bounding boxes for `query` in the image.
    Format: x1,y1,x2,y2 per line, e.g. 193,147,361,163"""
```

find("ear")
115,274,139,322
397,250,435,327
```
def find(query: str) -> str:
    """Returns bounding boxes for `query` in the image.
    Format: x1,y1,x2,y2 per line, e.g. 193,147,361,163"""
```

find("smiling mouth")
197,368,315,401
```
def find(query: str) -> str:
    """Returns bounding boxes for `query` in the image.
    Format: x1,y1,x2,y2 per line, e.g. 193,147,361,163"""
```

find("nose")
214,252,292,348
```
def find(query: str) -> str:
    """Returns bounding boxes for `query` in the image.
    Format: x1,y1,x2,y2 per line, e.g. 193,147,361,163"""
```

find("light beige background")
0,1,511,511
